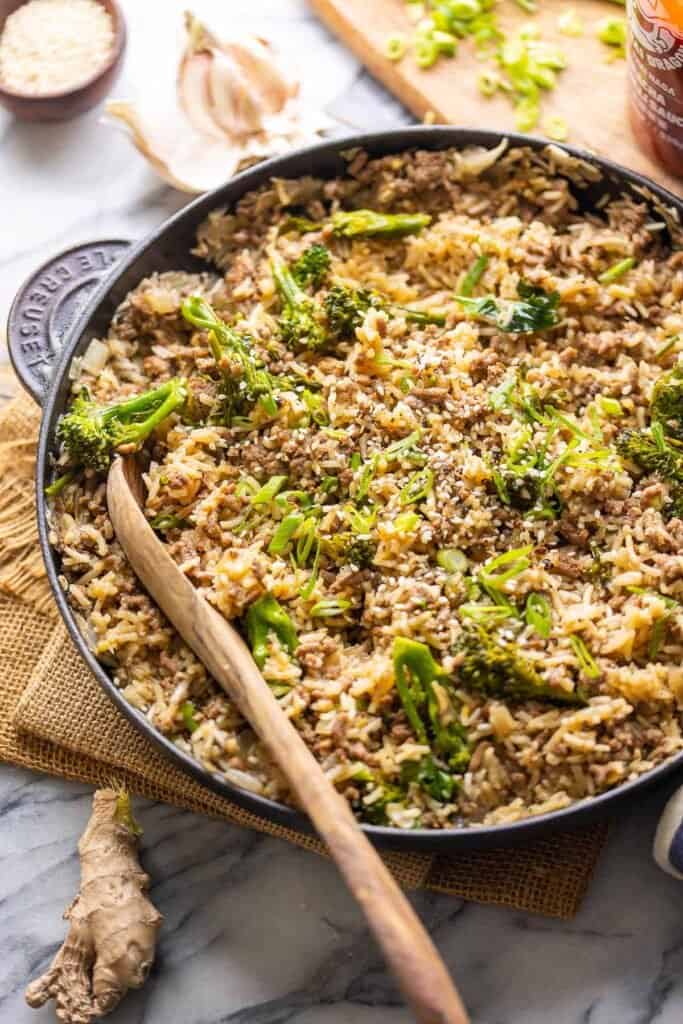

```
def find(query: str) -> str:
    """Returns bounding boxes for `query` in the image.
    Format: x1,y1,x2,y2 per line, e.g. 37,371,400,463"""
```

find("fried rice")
47,141,683,830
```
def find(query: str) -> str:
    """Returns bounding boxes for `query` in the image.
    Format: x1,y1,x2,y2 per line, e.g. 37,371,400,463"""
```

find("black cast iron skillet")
9,127,683,850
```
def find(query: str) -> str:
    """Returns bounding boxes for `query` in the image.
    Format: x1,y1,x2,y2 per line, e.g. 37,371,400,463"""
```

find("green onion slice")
268,513,304,556
437,548,469,573
346,503,377,534
558,9,583,35
544,115,568,141
460,254,489,297
251,475,287,505
295,517,318,566
525,593,552,638
479,545,533,588
181,701,200,733
44,471,73,499
385,33,408,60
310,598,352,617
656,336,679,361
599,396,623,417
394,510,421,532
150,513,190,531
399,467,434,505
598,257,635,284
569,635,601,678
299,540,322,599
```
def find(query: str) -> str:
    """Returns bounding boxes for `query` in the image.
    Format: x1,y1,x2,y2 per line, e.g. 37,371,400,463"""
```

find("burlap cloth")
0,385,609,917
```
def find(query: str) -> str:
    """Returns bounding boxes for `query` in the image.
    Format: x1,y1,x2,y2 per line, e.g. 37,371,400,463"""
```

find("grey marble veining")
3,765,683,1024
2,2,683,1022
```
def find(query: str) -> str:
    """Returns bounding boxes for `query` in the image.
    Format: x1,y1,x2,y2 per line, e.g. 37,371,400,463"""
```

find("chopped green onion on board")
391,1,574,140
385,33,408,61
558,9,583,36
596,16,627,59
544,115,568,141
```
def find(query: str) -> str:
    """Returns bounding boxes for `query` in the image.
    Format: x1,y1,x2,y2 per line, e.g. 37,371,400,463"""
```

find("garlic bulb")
106,11,335,195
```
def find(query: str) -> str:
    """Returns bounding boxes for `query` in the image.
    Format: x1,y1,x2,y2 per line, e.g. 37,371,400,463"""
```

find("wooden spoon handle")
108,458,469,1024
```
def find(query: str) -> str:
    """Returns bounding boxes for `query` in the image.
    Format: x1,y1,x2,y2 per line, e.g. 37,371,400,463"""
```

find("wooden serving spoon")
107,457,469,1024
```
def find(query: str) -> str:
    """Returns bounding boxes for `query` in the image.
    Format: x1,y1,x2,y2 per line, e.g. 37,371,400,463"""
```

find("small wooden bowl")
0,0,126,121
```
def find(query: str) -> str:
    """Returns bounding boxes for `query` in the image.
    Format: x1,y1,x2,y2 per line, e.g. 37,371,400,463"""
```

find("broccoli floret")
651,363,683,440
393,637,470,772
616,362,683,514
454,625,586,705
291,244,331,290
616,427,683,482
457,281,561,334
346,536,377,568
331,209,431,239
322,532,377,568
492,462,562,520
323,283,445,340
362,782,408,825
280,209,432,241
271,254,328,350
617,426,683,518
323,284,378,337
57,378,187,472
495,467,543,512
400,755,456,802
182,296,281,419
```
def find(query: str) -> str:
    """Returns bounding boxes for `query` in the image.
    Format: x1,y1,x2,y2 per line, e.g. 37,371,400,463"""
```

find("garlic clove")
207,49,265,139
178,48,226,142
183,10,220,57
107,101,188,191
106,101,254,194
222,36,295,115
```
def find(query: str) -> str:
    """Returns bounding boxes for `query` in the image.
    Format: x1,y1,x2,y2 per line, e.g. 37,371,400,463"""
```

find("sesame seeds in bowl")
0,0,126,121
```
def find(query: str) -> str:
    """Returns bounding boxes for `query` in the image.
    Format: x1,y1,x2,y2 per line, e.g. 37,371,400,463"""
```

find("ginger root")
26,788,162,1023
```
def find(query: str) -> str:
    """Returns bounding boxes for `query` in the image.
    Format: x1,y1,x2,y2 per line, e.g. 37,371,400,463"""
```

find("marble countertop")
1,2,683,1022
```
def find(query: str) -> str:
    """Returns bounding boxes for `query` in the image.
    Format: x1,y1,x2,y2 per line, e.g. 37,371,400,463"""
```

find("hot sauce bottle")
629,0,683,177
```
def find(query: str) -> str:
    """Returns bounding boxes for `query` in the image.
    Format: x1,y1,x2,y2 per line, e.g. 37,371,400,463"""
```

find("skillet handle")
7,239,131,406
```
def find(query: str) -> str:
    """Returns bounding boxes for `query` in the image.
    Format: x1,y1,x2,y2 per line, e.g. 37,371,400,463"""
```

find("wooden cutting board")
309,0,682,196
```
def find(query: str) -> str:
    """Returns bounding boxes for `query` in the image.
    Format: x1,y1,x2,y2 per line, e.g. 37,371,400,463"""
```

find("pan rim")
35,126,683,849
